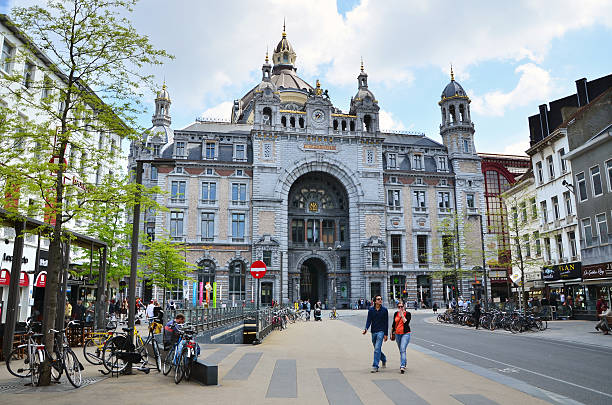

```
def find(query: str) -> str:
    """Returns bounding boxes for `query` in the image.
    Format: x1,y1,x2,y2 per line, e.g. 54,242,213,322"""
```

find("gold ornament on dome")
309,201,319,212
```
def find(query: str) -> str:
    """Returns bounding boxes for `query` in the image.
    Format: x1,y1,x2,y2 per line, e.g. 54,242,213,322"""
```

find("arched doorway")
300,257,328,303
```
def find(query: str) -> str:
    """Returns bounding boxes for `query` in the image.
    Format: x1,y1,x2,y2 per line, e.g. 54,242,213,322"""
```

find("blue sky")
3,0,611,155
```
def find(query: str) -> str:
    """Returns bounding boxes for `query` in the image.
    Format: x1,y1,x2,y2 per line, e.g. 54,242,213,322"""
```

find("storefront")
542,261,583,317
581,261,612,315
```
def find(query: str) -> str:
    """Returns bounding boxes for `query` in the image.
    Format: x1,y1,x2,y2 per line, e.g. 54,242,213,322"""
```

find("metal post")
257,278,260,310
479,214,489,310
279,251,283,306
127,160,143,373
96,246,107,329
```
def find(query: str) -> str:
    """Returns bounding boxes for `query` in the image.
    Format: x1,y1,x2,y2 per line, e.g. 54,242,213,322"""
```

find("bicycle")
172,327,199,384
162,324,197,381
101,324,149,374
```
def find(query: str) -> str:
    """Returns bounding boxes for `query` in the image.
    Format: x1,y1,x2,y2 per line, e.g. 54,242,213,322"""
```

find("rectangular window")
534,231,541,256
371,251,380,268
418,235,429,265
466,193,475,209
41,75,52,100
555,234,564,260
582,218,593,247
563,191,572,216
536,162,543,184
1,40,14,73
391,235,402,264
291,219,305,243
170,180,186,203
201,212,214,241
520,201,527,222
606,159,612,192
462,138,470,153
175,141,186,156
438,191,451,210
170,211,184,238
153,144,160,157
231,213,245,240
552,196,560,220
201,182,217,203
263,250,272,267
340,256,347,270
23,61,34,88
150,166,158,181
413,190,426,211
523,235,531,258
544,237,551,261
366,149,374,164
438,156,448,171
263,142,272,159
558,148,567,173
596,213,608,244
530,197,537,219
576,172,587,201
387,189,401,209
441,235,453,266
546,155,555,179
322,219,335,244
568,231,577,257
412,154,423,170
388,153,397,169
339,222,346,242
591,166,603,196
540,201,548,223
306,219,320,243
205,142,216,159
234,144,245,161
231,183,247,204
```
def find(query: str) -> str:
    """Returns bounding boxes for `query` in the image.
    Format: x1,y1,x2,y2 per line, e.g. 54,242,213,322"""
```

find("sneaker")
381,361,386,369
371,367,379,373
400,367,405,374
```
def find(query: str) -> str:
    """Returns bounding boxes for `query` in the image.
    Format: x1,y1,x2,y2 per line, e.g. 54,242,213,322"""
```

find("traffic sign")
250,260,267,279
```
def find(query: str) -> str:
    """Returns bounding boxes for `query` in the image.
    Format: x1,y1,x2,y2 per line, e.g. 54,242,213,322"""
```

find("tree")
431,211,486,300
0,0,171,385
500,176,544,310
139,234,194,311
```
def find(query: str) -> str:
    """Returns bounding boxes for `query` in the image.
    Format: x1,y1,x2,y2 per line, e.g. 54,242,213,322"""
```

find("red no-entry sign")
250,260,267,279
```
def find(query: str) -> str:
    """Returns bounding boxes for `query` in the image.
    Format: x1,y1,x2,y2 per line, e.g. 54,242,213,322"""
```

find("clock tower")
305,79,332,135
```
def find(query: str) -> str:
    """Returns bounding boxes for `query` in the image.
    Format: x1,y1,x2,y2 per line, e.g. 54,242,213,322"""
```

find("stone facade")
129,31,488,308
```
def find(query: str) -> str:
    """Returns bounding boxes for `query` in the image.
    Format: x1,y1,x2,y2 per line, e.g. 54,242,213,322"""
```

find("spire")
360,57,364,73
283,18,286,36
265,48,269,63
273,20,296,67
450,64,454,81
153,83,171,127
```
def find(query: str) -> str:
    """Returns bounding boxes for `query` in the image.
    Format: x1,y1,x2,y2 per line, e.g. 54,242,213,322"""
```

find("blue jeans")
395,333,411,368
370,331,387,368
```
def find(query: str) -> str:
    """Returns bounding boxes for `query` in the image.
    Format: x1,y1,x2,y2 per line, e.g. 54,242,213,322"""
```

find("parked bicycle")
162,325,199,384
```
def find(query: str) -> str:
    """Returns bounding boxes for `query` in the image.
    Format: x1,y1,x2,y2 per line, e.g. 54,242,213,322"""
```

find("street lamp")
328,243,341,309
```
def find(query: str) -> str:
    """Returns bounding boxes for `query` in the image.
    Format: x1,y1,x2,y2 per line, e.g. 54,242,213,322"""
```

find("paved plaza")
0,310,586,405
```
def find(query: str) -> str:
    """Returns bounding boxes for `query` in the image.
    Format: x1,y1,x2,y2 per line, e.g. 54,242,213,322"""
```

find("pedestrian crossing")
213,350,501,405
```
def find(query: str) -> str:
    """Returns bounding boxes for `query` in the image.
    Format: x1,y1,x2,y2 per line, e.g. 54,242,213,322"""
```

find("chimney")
575,78,589,107
539,104,550,139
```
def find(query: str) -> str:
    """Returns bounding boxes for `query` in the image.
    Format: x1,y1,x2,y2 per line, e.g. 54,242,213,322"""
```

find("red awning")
19,271,29,287
35,271,47,288
0,268,9,285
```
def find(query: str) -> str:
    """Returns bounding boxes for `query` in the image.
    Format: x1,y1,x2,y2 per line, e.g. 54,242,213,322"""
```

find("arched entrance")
300,257,328,303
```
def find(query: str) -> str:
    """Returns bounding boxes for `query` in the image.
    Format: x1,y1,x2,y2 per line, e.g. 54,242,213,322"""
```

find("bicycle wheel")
64,349,83,388
102,336,129,373
135,334,149,365
538,319,547,331
162,347,175,376
6,347,31,378
510,320,521,334
152,338,162,372
83,336,105,365
183,351,192,381
174,351,184,384
30,348,43,387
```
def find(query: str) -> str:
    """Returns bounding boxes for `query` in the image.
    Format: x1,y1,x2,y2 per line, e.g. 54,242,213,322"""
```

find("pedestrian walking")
390,300,411,374
146,300,155,323
65,301,72,323
473,300,482,329
362,295,388,373
413,300,418,311
306,300,311,321
433,302,438,313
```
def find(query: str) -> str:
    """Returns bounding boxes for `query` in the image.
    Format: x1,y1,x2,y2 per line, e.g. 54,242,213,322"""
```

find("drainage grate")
0,376,105,394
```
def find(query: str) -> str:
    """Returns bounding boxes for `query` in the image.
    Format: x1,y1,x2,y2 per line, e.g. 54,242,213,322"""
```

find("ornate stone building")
129,30,488,308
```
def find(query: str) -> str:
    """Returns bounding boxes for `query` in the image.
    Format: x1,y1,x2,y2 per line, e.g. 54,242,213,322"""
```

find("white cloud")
200,101,233,121
470,63,553,116
379,109,408,131
502,139,530,156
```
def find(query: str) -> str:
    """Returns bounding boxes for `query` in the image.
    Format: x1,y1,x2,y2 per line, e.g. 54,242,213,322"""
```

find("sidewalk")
1,315,552,404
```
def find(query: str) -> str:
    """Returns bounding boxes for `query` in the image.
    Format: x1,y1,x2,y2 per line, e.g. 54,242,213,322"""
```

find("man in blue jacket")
362,295,388,372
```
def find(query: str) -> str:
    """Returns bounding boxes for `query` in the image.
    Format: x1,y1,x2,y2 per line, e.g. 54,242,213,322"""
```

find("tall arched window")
198,259,215,285
229,260,246,300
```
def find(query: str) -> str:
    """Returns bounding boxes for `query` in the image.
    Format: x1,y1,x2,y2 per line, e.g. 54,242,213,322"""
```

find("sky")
2,0,611,156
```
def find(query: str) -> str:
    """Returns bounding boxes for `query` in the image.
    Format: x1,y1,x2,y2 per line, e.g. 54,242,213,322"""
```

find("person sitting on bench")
595,305,611,335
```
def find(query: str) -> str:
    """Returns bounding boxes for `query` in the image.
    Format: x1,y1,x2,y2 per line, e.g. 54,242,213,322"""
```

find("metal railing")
164,307,252,332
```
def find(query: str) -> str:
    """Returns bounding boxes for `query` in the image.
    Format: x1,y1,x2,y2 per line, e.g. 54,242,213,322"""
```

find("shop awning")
0,268,9,285
34,271,47,287
581,278,612,285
